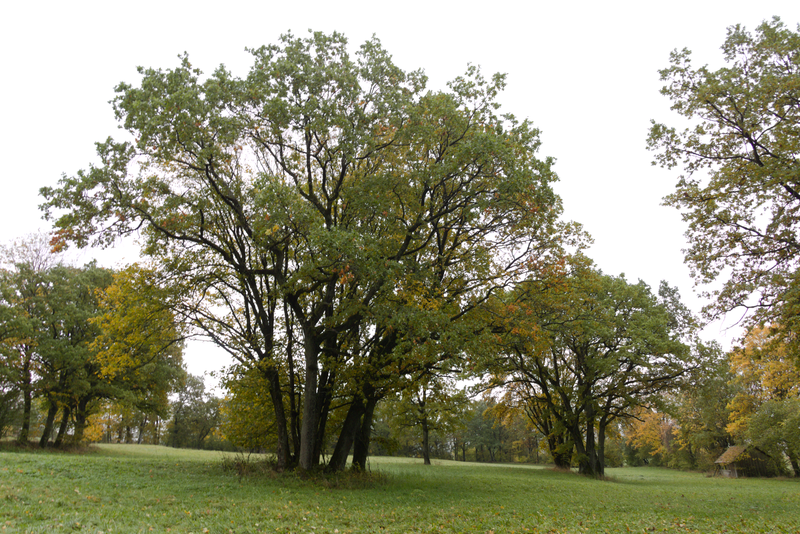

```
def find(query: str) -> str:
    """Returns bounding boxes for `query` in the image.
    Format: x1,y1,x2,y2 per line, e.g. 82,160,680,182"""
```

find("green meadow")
1,445,798,533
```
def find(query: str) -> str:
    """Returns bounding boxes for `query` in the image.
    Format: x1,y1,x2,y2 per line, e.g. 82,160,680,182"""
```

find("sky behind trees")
2,0,798,376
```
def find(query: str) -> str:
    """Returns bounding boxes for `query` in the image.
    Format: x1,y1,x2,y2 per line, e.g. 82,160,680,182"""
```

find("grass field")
1,444,799,533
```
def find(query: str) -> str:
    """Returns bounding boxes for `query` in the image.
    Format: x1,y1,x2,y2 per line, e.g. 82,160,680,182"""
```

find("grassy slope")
1,444,798,533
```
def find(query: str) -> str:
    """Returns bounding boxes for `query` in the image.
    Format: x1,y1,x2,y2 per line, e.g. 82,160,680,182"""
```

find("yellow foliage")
626,407,675,457
90,264,183,383
219,366,278,450
83,413,106,443
727,325,800,438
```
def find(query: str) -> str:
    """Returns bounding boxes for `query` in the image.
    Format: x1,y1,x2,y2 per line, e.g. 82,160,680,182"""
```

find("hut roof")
715,445,748,465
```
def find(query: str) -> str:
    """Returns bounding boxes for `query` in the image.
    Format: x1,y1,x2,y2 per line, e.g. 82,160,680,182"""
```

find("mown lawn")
1,444,798,533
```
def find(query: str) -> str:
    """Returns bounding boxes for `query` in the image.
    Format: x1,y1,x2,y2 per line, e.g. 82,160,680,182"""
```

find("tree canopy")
486,259,694,477
648,17,800,341
40,31,576,470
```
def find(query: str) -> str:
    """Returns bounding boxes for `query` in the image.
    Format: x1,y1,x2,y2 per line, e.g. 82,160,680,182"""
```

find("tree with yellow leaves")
624,345,735,471
90,263,185,430
626,408,676,465
727,326,800,475
219,363,280,452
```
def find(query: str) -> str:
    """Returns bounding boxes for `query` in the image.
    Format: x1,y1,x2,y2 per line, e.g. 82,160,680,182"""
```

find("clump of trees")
726,327,800,474
624,326,800,476
39,31,578,471
365,392,550,465
0,236,184,446
382,374,469,465
482,257,697,477
165,374,223,450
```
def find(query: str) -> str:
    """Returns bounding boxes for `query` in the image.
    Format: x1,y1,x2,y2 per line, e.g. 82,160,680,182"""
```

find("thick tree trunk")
574,403,600,478
298,335,319,471
547,431,572,469
264,366,292,470
533,406,572,469
597,419,607,478
352,396,377,470
39,402,59,448
312,370,334,466
585,407,597,476
17,360,32,444
576,440,600,476
73,398,90,444
567,410,588,474
327,397,365,472
53,405,71,448
552,448,571,468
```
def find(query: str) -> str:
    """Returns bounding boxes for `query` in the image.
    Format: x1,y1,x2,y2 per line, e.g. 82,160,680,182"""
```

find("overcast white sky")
2,1,798,379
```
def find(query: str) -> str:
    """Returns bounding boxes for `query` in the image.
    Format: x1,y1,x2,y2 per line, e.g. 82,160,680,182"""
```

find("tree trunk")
327,397,366,472
352,396,377,471
685,442,696,470
39,402,59,448
137,415,148,444
533,406,572,469
572,437,588,472
298,335,319,471
17,358,33,444
285,305,302,460
264,366,292,470
312,370,335,466
574,403,600,478
53,405,71,448
420,411,431,465
73,397,90,444
596,418,608,478
546,431,572,469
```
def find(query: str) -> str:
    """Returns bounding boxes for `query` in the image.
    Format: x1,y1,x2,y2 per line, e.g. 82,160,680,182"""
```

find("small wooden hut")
714,445,779,478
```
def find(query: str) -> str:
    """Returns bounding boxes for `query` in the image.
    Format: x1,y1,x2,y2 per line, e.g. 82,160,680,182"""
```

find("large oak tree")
648,17,800,347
